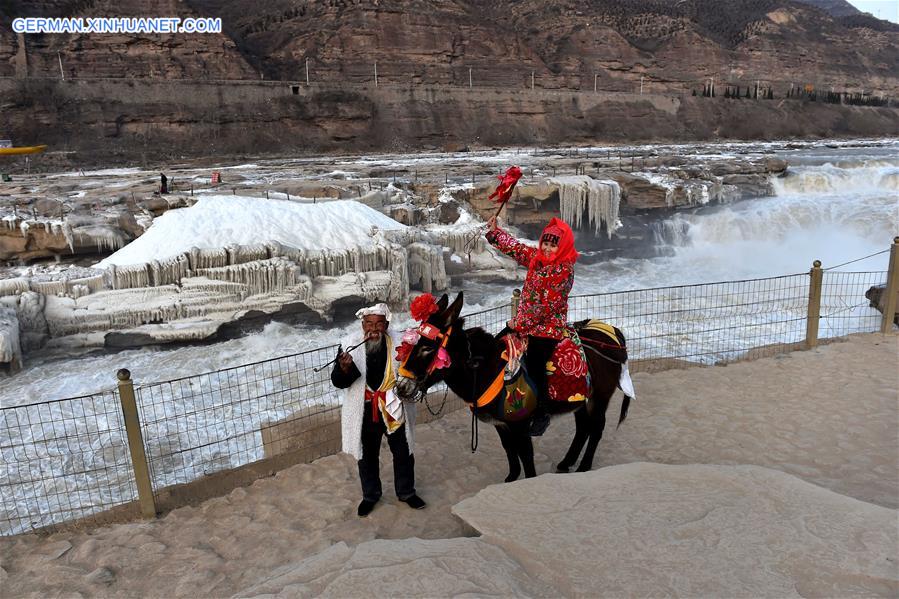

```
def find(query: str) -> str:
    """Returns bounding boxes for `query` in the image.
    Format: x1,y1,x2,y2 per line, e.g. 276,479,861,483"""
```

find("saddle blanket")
578,319,636,399
500,329,590,403
547,329,591,403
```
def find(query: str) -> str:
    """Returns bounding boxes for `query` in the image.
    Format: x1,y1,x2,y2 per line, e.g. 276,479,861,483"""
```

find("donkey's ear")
436,294,449,312
447,292,464,321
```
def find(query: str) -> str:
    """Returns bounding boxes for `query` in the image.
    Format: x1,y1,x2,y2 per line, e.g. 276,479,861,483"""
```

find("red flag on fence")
487,166,522,204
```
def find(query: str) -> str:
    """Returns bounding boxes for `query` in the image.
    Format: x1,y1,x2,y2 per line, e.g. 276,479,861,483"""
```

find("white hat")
355,303,392,322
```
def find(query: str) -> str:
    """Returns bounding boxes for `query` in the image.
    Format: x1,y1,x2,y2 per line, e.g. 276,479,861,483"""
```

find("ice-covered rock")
96,196,406,268
549,175,621,238
15,291,49,352
0,307,22,373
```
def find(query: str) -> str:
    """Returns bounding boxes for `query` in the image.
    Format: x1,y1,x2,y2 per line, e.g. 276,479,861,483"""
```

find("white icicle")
549,176,622,238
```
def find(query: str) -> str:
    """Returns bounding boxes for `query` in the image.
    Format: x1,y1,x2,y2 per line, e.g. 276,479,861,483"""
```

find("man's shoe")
357,499,378,517
529,411,551,437
400,494,426,510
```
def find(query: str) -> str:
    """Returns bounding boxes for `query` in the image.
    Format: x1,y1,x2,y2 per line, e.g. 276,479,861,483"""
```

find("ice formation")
639,173,740,208
0,307,22,371
0,194,474,352
550,176,622,238
96,196,407,267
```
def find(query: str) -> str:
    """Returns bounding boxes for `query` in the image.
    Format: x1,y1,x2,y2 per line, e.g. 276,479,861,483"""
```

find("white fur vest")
338,329,415,460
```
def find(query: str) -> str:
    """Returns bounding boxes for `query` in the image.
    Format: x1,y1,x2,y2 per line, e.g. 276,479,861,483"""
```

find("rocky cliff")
1,0,897,160
2,0,897,93
2,78,897,168
0,0,258,79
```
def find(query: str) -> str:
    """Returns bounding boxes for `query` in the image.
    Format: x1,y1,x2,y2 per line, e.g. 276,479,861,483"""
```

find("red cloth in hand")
488,166,522,204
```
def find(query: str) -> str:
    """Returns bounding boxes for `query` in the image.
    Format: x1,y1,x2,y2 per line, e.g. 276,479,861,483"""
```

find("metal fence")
0,390,138,536
0,255,895,536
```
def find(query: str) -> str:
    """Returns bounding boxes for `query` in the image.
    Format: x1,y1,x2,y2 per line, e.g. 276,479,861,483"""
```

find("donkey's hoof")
555,465,570,473
504,472,520,483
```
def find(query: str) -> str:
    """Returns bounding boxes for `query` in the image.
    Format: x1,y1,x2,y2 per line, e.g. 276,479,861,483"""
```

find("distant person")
485,215,579,436
160,173,168,194
331,303,425,517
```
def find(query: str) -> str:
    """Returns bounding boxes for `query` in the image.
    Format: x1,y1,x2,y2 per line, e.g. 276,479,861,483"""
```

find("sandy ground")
0,333,896,597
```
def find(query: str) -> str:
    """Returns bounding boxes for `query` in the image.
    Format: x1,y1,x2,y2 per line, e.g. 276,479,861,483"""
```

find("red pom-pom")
410,293,439,322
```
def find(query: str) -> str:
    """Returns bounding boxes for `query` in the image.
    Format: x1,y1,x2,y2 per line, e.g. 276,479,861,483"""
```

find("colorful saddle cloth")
547,328,591,403
474,361,539,422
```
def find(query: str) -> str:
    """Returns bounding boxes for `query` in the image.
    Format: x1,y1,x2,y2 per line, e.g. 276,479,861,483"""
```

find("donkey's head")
394,292,465,400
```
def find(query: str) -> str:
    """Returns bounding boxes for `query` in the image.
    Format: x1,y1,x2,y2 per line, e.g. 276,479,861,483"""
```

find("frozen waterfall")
549,176,621,238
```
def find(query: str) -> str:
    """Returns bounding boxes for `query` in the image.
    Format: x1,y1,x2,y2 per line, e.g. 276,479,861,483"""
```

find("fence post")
511,288,521,320
880,237,899,333
117,369,157,519
805,260,823,349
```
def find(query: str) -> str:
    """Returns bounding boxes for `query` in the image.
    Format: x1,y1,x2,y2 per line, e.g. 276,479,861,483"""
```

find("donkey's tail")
617,394,631,429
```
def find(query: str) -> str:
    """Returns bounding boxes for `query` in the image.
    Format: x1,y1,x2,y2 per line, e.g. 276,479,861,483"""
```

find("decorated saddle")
496,329,590,404
473,339,538,421
546,329,591,403
477,321,628,418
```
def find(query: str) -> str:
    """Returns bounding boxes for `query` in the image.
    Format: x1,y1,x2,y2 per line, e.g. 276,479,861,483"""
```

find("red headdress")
530,217,579,270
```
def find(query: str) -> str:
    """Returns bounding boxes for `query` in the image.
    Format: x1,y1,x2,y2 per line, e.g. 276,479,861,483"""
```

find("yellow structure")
0,145,47,156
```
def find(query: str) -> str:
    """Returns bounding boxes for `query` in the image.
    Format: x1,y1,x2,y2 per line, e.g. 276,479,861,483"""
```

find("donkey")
394,292,631,482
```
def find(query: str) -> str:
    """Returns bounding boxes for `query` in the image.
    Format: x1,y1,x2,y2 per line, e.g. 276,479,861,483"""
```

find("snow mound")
96,196,406,268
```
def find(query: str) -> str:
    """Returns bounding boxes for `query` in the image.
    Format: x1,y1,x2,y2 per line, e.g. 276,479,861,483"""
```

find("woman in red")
485,215,579,435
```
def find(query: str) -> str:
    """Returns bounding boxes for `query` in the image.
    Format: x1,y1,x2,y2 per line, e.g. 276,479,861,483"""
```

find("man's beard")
365,335,386,355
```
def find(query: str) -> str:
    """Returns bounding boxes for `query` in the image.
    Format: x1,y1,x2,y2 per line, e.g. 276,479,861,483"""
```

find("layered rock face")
0,0,257,79
2,77,897,166
1,0,897,158
176,0,899,95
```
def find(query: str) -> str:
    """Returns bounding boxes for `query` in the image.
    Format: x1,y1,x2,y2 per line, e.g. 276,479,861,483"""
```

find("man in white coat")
331,303,425,517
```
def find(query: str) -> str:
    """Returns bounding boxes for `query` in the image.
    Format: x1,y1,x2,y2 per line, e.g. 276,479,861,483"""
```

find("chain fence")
0,390,138,536
820,271,887,338
135,346,340,500
0,267,892,536
569,274,811,369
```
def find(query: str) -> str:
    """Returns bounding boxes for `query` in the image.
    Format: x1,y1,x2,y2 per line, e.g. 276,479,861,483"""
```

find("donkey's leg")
576,406,607,473
511,422,537,479
557,406,590,473
495,424,521,483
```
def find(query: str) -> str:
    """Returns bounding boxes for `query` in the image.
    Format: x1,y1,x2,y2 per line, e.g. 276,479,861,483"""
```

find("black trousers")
525,336,560,405
358,402,415,502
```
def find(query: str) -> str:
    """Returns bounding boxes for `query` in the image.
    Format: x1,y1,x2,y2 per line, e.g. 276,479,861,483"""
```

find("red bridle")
398,323,453,378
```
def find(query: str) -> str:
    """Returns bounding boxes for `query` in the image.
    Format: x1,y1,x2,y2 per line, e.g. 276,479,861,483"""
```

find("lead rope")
466,332,480,453
470,410,478,452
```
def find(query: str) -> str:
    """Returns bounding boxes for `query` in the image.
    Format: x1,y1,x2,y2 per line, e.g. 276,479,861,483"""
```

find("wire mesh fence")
461,303,512,334
820,271,887,338
0,267,892,536
0,390,138,536
134,346,340,499
569,274,812,369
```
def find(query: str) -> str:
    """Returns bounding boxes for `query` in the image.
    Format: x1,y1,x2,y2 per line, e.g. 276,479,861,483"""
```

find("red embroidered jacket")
486,227,574,340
